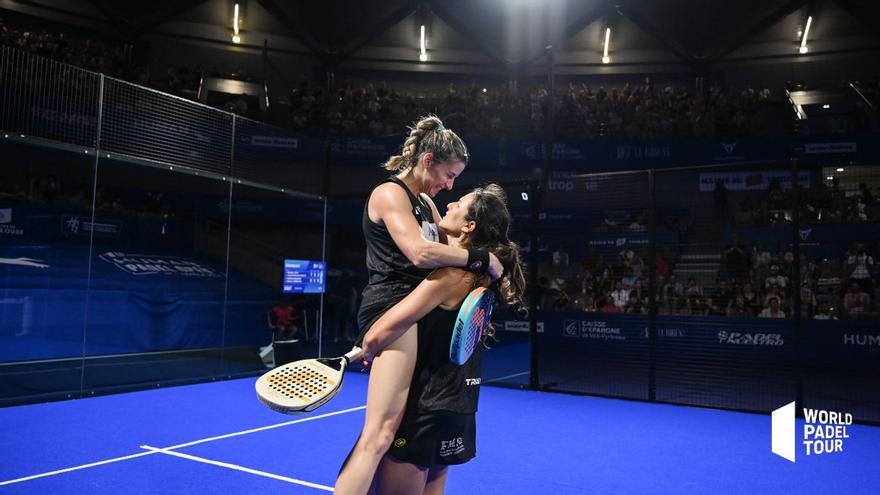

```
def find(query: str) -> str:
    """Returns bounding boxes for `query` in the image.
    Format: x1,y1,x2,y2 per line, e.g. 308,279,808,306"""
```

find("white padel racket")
255,347,363,414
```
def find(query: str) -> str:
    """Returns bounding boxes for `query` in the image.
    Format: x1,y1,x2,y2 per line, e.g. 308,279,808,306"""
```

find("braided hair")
384,115,468,172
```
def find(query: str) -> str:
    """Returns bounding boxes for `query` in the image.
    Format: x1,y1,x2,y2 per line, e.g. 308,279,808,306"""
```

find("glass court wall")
0,47,328,404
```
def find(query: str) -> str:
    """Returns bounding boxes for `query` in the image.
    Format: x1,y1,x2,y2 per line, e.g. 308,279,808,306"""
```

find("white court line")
162,405,366,450
0,451,155,486
484,371,530,383
141,446,333,492
0,405,365,487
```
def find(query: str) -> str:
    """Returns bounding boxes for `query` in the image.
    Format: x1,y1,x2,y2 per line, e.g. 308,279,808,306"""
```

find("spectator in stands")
758,296,786,318
843,282,871,319
741,281,761,315
610,280,630,310
268,298,298,341
713,278,733,310
655,251,671,281
661,274,683,313
582,295,598,312
599,296,621,313
723,237,748,279
726,295,752,317
813,303,838,320
583,246,603,274
764,264,788,291
552,246,569,268
844,242,875,293
799,281,818,318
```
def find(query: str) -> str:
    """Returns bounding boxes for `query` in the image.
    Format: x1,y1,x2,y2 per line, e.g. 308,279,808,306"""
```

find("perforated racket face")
450,288,495,365
255,359,343,414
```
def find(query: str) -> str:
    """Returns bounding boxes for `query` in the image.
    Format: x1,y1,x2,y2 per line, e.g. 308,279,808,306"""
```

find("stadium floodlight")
420,25,427,62
602,27,611,64
232,3,241,43
836,167,844,172
799,16,812,54
823,104,830,109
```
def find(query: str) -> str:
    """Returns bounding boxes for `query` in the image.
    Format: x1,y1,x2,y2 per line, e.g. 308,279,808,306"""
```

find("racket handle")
343,346,364,364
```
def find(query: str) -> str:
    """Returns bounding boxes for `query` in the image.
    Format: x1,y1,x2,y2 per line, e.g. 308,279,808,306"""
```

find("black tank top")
362,176,438,285
356,177,440,338
405,303,483,415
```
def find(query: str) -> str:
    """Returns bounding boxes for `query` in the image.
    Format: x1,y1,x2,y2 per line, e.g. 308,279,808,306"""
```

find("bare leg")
376,455,428,495
335,325,418,495
423,465,448,495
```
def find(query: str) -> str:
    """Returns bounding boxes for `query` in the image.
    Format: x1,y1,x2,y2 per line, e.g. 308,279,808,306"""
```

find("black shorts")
387,412,476,468
356,281,418,345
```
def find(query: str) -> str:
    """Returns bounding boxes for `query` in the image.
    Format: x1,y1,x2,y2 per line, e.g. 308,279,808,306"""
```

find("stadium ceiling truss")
24,0,880,74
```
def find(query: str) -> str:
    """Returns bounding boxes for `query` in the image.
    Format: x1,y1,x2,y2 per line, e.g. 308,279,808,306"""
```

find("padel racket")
255,347,363,414
450,287,495,365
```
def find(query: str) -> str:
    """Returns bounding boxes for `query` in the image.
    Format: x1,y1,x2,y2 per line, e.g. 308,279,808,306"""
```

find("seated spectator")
758,296,786,318
582,295,598,312
268,299,298,341
583,246,603,274
627,295,650,315
842,282,871,319
599,296,622,313
552,246,569,268
704,296,724,316
726,295,752,317
799,281,818,318
685,277,703,299
844,242,875,294
764,264,788,291
610,280,630,310
813,303,838,320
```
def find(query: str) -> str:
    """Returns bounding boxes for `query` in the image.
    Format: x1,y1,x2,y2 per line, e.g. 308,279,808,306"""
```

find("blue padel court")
2,372,878,494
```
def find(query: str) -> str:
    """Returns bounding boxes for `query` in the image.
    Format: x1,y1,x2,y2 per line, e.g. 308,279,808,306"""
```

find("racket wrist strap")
465,249,489,273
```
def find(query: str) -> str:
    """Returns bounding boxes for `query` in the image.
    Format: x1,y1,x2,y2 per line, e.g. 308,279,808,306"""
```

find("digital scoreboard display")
282,259,326,294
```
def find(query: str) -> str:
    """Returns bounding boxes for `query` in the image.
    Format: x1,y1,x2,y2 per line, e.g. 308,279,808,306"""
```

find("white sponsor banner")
99,252,221,277
699,170,810,192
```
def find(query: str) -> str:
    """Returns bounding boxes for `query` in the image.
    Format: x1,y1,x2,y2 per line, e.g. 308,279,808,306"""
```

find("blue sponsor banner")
236,125,324,163
525,311,649,352
801,319,880,370
725,224,880,258
520,230,678,262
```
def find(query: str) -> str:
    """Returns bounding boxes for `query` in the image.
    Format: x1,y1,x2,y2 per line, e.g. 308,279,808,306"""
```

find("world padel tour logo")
771,402,852,462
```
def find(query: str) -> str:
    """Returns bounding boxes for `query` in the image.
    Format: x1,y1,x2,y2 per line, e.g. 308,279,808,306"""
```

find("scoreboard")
282,259,326,294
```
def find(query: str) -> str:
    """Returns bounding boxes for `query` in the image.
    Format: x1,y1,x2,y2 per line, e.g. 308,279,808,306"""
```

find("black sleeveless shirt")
356,177,439,340
406,305,483,415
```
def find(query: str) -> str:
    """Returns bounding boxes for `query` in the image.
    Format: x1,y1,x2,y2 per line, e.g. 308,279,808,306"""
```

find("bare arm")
362,268,468,361
370,184,467,269
372,185,504,278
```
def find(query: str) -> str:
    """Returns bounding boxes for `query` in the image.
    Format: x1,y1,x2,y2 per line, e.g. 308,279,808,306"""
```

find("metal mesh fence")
100,77,234,175
0,45,100,147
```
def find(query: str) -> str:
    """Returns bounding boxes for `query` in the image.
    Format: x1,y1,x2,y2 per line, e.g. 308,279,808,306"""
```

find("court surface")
2,371,879,494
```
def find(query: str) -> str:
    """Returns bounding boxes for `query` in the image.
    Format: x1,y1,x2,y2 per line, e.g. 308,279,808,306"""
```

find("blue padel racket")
450,287,495,365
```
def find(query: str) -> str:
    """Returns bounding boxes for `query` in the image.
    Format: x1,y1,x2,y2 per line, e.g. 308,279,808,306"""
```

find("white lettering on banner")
842,334,880,347
503,321,544,333
657,328,685,338
251,136,298,148
615,144,671,160
717,331,784,346
580,320,626,341
804,142,857,154
699,170,810,192
772,401,854,462
99,252,221,277
345,139,387,156
62,216,119,236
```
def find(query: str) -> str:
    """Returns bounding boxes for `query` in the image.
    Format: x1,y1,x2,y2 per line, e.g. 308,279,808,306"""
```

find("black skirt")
387,411,477,468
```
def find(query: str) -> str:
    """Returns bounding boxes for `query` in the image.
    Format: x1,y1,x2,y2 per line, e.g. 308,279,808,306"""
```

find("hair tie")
436,123,446,131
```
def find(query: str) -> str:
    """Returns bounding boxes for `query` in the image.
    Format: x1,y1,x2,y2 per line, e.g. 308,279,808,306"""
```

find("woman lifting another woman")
334,116,504,494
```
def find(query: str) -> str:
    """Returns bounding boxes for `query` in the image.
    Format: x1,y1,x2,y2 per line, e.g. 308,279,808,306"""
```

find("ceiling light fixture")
602,27,611,64
799,16,812,54
419,24,427,62
232,3,241,44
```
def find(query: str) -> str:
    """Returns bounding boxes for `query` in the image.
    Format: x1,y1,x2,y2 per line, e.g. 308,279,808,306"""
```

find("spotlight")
826,176,833,180
602,27,611,64
836,168,844,172
419,24,427,62
799,16,812,53
232,34,241,44
822,104,830,109
419,53,427,62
